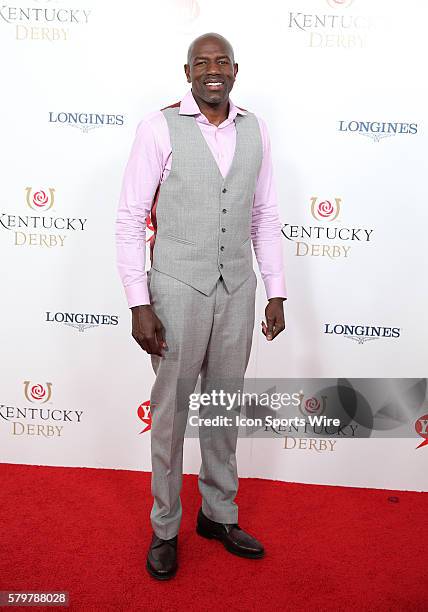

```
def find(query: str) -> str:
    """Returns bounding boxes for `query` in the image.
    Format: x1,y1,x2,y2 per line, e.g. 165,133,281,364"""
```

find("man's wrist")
268,296,287,302
131,304,152,311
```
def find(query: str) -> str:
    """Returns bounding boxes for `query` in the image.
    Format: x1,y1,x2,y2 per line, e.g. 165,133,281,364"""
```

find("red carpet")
0,462,426,611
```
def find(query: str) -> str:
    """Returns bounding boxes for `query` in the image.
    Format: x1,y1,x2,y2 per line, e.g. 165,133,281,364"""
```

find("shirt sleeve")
251,115,287,300
115,118,163,308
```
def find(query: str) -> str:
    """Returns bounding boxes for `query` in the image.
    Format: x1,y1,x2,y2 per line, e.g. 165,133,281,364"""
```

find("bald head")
184,32,238,107
187,32,235,65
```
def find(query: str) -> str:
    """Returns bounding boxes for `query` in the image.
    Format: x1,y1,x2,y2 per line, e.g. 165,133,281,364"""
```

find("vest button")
221,227,226,232
222,208,227,213
220,245,225,251
219,263,224,269
222,188,227,193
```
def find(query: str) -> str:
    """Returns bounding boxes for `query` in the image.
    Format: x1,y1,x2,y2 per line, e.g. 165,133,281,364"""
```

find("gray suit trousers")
147,267,257,540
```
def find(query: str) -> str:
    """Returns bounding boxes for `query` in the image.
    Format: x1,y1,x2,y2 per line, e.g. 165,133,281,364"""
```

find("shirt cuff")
265,276,287,301
124,281,151,308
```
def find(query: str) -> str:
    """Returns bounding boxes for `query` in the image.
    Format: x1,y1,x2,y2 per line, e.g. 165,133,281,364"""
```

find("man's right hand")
131,305,168,357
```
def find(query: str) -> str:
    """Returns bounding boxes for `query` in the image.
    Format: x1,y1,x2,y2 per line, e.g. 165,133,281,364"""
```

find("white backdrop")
1,0,427,491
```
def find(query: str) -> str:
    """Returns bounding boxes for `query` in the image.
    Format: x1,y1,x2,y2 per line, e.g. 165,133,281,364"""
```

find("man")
116,32,287,580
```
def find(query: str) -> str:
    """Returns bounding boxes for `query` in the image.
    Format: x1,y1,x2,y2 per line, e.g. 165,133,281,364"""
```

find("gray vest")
151,105,263,295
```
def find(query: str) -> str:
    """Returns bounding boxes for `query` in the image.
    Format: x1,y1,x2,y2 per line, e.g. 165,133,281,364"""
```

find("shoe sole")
196,525,265,559
146,559,177,580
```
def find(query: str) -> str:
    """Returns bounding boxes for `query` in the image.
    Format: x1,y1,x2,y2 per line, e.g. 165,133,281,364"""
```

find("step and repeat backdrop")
1,0,427,491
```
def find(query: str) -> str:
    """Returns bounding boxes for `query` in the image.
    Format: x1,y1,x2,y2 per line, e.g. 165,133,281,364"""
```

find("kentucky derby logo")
287,0,375,49
0,381,84,438
23,381,52,403
25,187,55,212
282,196,374,260
138,400,152,434
0,186,87,248
298,394,326,417
1,5,92,43
310,197,341,222
415,414,428,449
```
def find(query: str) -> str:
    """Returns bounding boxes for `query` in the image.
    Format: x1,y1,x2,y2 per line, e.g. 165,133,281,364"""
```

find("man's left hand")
261,298,286,341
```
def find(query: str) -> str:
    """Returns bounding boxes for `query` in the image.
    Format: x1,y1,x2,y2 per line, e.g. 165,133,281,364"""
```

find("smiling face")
185,35,238,106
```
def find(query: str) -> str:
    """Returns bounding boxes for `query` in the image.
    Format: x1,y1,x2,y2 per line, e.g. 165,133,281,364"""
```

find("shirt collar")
179,88,247,120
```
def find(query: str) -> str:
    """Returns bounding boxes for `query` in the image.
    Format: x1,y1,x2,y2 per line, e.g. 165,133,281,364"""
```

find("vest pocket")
164,234,197,246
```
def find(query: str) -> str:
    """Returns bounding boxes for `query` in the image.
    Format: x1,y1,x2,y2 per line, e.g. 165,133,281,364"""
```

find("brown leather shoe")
196,508,264,559
146,532,178,580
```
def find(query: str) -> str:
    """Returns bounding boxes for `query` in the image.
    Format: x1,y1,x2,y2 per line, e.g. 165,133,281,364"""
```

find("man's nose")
205,61,221,73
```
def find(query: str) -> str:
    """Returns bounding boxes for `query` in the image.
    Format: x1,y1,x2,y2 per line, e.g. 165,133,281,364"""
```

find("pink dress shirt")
116,89,287,307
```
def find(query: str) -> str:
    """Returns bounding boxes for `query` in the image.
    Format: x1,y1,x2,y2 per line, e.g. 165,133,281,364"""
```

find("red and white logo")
23,381,52,403
145,213,154,243
310,197,341,222
298,394,326,417
25,187,55,211
415,414,428,449
305,397,321,414
138,400,152,434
